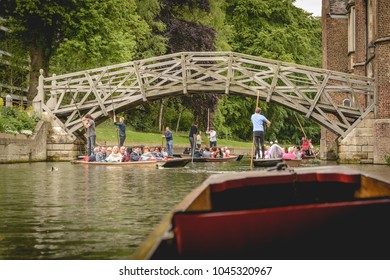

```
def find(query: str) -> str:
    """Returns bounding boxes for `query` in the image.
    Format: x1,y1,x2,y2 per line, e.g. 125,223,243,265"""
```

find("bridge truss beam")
35,52,375,139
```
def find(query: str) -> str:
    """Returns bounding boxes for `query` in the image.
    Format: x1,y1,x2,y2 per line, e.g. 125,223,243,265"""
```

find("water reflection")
0,159,389,259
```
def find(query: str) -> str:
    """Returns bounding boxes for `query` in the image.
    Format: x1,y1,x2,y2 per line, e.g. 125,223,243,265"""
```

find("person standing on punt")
206,127,217,147
162,126,174,157
114,116,126,147
188,122,198,156
83,114,96,156
250,107,271,159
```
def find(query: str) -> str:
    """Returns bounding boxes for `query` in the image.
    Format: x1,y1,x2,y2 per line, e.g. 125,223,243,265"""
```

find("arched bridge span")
34,52,375,139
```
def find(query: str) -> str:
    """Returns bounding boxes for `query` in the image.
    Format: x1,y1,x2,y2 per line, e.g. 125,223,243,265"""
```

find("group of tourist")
183,146,231,158
88,145,169,162
81,107,315,162
259,143,318,160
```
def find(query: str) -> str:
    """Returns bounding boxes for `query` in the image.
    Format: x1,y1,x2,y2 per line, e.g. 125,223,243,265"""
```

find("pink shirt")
282,153,296,159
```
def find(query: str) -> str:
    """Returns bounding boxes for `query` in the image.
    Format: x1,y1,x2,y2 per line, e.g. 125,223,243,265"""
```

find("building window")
367,0,376,44
343,99,351,107
348,6,356,53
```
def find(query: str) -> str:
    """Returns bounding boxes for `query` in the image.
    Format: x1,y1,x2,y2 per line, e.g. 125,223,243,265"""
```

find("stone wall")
0,120,49,163
45,113,85,161
373,119,390,164
0,113,85,163
338,113,374,163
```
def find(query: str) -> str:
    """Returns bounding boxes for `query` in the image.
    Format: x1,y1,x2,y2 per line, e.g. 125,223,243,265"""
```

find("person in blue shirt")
114,116,126,147
251,107,271,159
162,126,174,157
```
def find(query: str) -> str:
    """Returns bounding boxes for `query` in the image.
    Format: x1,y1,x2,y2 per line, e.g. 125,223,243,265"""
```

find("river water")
1,159,390,260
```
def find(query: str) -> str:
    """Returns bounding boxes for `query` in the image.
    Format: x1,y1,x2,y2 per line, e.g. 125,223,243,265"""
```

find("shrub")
0,106,40,134
385,153,390,165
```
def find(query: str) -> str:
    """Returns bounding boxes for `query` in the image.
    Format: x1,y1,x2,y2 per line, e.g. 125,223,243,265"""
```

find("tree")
213,0,322,143
1,0,77,100
0,0,167,101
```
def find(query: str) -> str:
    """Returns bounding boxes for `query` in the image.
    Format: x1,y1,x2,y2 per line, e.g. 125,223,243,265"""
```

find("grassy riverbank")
96,121,252,150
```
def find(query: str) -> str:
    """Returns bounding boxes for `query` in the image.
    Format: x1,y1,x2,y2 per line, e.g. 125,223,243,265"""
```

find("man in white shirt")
251,107,271,159
206,127,217,147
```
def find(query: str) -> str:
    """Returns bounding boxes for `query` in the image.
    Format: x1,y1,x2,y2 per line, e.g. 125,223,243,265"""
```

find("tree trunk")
27,45,49,102
176,105,183,133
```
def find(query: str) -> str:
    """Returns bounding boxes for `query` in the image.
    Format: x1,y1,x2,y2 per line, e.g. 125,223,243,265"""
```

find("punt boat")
253,158,302,168
253,158,283,167
132,166,390,260
71,157,191,168
179,154,243,162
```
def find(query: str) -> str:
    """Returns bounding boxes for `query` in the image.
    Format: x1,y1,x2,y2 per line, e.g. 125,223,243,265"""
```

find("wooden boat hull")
253,158,302,168
71,158,190,168
160,158,191,167
181,155,239,162
133,166,390,260
283,158,302,167
253,158,283,167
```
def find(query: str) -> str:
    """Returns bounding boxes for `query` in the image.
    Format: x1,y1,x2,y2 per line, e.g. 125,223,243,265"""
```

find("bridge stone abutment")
338,113,374,164
43,113,84,161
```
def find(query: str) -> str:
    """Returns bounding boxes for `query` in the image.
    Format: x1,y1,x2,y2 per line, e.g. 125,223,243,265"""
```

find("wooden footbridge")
34,52,375,139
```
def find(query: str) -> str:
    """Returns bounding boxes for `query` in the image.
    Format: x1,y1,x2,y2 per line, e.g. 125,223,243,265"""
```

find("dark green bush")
0,105,39,134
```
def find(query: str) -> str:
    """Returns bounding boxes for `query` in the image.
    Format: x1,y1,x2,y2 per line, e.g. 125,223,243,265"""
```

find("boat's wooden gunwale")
180,154,239,162
71,158,190,168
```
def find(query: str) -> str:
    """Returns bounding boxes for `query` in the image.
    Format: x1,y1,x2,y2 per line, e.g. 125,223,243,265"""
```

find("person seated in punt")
210,146,218,158
88,146,100,162
130,146,142,161
183,147,191,155
202,146,212,158
106,146,122,162
294,146,304,159
122,146,133,162
119,146,126,156
140,147,157,161
193,147,203,158
282,146,297,160
263,145,271,159
268,143,284,159
211,147,224,158
161,147,168,157
224,147,231,157
106,147,113,157
152,146,164,159
96,146,108,162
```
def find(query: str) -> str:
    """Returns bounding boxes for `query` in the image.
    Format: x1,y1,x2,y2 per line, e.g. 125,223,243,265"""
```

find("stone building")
322,0,390,163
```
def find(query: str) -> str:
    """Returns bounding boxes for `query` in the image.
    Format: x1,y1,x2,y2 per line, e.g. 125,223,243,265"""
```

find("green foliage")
385,153,390,165
2,0,323,145
50,0,167,73
228,0,322,66
214,0,322,144
0,106,39,134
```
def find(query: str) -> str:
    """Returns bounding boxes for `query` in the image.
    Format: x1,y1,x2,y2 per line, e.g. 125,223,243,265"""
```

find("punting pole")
207,108,210,130
161,124,164,148
294,113,307,139
109,77,120,147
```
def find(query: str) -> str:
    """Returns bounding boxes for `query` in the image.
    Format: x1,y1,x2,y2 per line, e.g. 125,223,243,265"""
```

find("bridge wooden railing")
33,52,375,138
